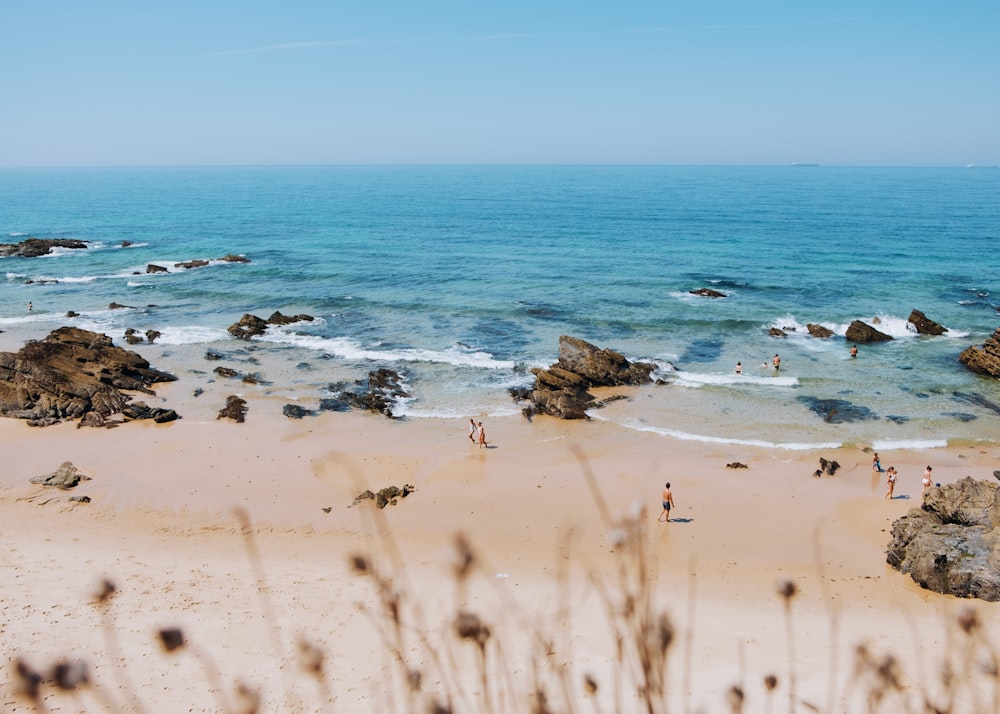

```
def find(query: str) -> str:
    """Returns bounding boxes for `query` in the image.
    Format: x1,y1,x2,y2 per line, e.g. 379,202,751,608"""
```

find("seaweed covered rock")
0,327,177,426
886,477,1000,601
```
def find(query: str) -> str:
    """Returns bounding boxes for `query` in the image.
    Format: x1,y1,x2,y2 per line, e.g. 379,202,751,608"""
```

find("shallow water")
2,165,999,448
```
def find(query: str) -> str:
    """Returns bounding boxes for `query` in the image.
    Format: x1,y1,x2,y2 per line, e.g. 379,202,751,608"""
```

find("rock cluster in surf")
959,325,1000,378
513,335,657,420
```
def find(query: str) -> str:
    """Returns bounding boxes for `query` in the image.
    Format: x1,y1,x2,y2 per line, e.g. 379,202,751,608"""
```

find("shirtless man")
658,482,675,523
772,354,781,370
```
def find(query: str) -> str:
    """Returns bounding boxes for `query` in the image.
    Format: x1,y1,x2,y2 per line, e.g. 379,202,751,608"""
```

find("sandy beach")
2,381,999,713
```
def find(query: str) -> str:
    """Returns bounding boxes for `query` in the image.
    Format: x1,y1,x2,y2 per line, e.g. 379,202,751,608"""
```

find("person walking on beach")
884,466,897,499
922,465,933,495
468,418,477,443
477,421,487,448
658,482,675,523
872,452,882,473
772,354,781,371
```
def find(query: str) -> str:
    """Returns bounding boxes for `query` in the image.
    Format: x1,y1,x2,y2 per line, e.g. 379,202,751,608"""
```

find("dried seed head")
657,612,675,653
94,578,117,604
583,673,598,695
407,668,422,691
235,681,261,714
349,553,370,575
957,606,979,635
429,701,452,714
297,638,325,676
14,659,42,701
158,627,186,652
763,673,778,691
454,611,491,646
777,579,797,600
52,659,89,691
727,684,745,711
452,533,476,580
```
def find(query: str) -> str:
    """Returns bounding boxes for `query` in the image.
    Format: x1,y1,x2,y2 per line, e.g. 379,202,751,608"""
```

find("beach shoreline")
3,395,998,712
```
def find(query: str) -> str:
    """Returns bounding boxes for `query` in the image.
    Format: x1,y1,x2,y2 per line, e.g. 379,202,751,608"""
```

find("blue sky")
3,2,998,166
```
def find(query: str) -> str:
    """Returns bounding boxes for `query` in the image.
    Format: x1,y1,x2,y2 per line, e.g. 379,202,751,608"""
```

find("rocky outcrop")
30,461,89,490
227,311,315,340
886,477,1000,601
174,259,209,269
0,327,177,427
0,238,88,257
690,287,726,298
908,309,947,336
959,327,1000,378
806,323,834,338
845,320,892,343
330,368,409,418
146,264,169,274
519,336,656,420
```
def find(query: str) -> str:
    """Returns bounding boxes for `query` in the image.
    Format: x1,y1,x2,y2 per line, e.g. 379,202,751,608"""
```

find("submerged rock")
797,396,879,424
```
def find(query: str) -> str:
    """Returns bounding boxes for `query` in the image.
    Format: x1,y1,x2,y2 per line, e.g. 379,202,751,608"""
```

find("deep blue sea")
2,165,999,450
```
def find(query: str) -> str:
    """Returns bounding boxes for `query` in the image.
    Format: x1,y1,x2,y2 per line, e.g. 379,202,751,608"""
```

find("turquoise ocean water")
1,165,998,450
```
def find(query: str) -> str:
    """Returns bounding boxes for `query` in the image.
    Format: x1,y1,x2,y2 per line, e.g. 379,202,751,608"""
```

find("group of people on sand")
467,418,487,448
876,452,934,499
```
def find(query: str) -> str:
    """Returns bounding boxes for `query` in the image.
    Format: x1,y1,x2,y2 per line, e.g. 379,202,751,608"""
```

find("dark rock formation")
120,402,179,424
145,330,161,344
219,254,251,263
887,477,1000,601
228,314,269,340
227,311,315,340
30,461,88,489
908,309,947,336
818,458,840,476
217,395,248,423
146,264,169,274
205,351,224,361
0,238,88,258
845,320,893,343
66,311,79,318
959,326,1000,378
797,396,878,424
266,311,315,326
726,462,748,469
213,366,240,378
174,259,209,269
806,323,834,338
283,404,311,419
519,336,656,420
351,484,416,509
109,302,132,310
333,368,410,418
0,327,177,426
768,327,787,338
690,287,726,298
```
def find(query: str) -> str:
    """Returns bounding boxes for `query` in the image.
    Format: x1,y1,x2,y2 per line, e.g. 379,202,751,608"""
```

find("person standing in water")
772,354,781,371
658,482,675,523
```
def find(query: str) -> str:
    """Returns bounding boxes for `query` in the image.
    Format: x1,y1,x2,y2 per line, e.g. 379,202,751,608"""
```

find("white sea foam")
5,272,25,281
262,330,518,370
870,438,948,451
153,325,230,345
593,414,841,450
671,370,798,388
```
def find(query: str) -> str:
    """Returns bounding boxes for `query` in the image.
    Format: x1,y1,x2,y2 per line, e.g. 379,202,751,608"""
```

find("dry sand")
2,386,999,712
